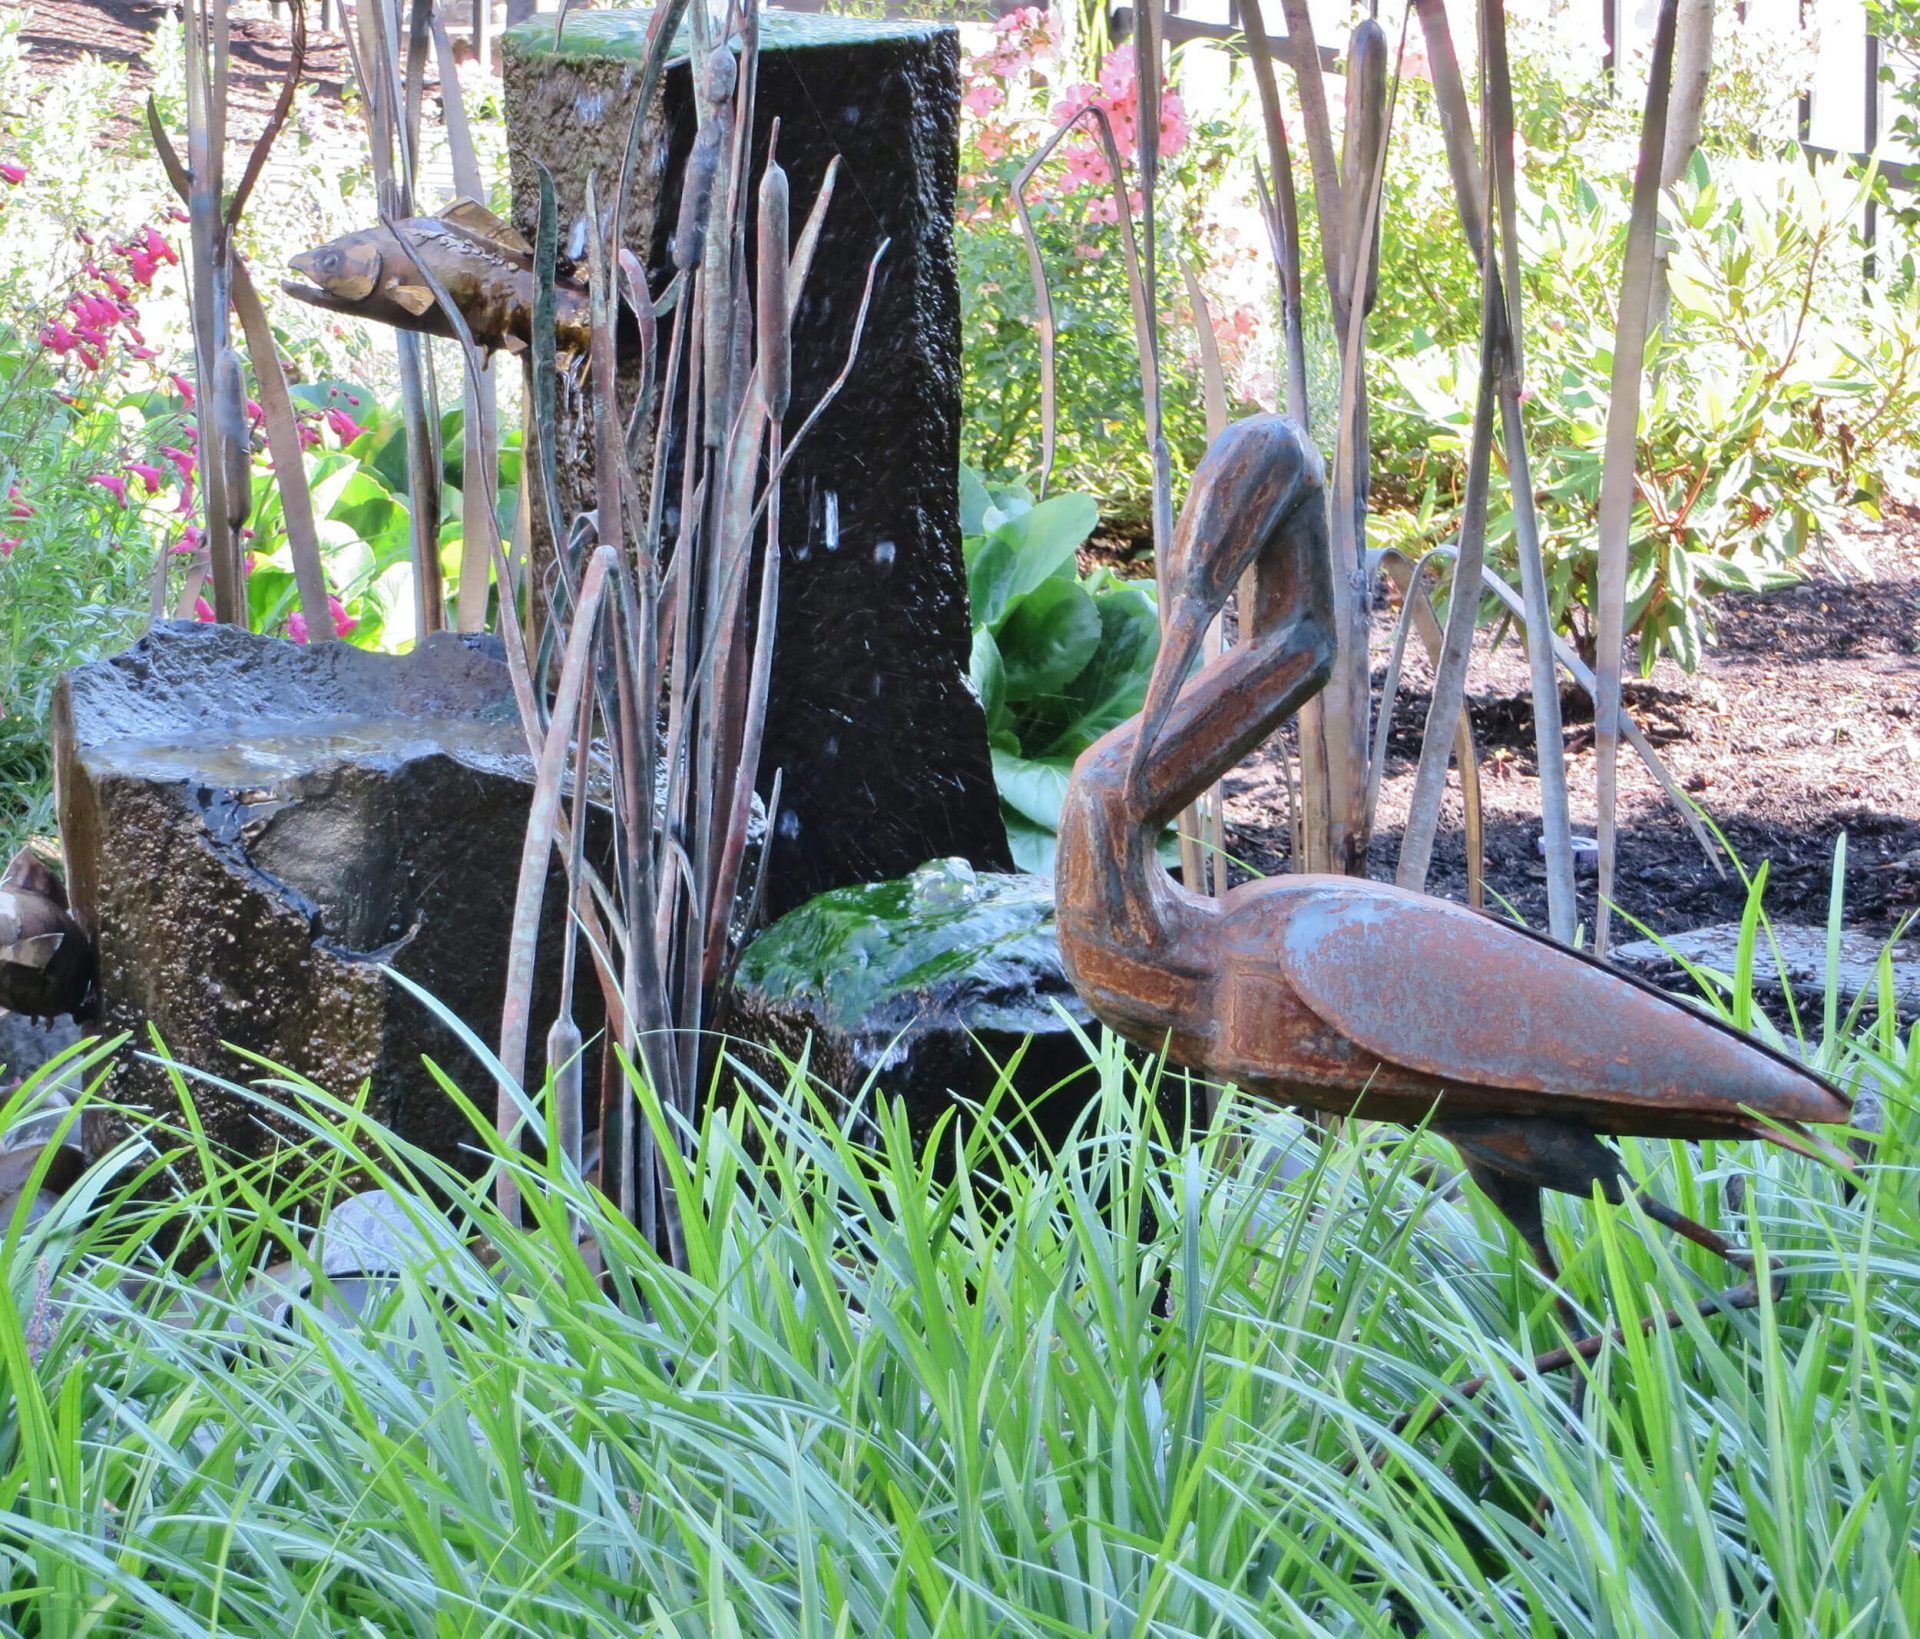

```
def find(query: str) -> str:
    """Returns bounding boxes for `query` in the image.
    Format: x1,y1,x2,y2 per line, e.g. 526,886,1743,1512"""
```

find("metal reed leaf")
429,9,500,636
1413,0,1575,939
1370,547,1483,909
1012,108,1150,504
1236,0,1308,428
497,544,616,1224
231,259,333,642
1397,261,1498,896
1278,0,1344,309
1596,0,1682,956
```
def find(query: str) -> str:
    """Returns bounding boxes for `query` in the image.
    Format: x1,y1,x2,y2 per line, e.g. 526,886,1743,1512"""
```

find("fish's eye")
318,250,341,273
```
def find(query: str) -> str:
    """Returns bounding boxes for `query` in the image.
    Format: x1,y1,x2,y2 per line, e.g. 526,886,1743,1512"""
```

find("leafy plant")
1375,138,1920,675
961,466,1161,871
0,838,1910,1632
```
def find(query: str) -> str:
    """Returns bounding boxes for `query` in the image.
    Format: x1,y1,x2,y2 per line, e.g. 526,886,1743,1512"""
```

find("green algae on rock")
737,858,1083,1041
501,6,941,67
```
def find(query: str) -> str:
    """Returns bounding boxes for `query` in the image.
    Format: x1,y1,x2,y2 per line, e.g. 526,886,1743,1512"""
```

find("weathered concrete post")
502,8,1011,917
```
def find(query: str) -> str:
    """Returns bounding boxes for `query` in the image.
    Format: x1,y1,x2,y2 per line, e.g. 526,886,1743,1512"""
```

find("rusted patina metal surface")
1056,413,1851,1318
283,198,591,358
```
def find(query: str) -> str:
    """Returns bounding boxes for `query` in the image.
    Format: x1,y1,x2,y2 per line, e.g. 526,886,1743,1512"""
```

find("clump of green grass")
1,921,1914,1632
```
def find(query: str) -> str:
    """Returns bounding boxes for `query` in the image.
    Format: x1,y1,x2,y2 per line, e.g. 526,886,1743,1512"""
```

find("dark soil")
1223,507,1920,939
16,0,354,129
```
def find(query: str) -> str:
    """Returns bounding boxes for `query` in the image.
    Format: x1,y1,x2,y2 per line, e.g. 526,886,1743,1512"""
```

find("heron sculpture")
1055,413,1852,1380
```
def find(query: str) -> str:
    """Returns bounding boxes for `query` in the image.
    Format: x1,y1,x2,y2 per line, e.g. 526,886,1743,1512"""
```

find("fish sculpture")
282,197,592,357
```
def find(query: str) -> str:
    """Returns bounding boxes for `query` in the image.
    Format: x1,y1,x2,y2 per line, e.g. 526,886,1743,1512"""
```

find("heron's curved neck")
1130,562,1336,834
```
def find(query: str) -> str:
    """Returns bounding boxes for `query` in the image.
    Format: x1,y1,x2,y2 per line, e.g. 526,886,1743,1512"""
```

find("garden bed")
1226,504,1920,939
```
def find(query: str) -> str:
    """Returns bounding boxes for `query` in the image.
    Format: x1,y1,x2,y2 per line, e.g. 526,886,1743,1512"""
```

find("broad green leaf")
991,749,1075,834
969,625,1006,732
997,578,1100,702
959,465,994,538
1041,582,1159,757
967,492,1099,631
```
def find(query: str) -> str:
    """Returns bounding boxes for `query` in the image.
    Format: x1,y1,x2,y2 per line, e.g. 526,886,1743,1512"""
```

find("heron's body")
1055,413,1849,1269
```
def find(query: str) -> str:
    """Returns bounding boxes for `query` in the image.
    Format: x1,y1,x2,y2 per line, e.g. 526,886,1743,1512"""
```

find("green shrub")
962,467,1161,870
956,10,1273,534
1369,70,1920,672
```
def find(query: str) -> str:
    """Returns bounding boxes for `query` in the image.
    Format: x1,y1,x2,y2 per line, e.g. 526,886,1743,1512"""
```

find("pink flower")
75,325,109,350
89,473,128,506
142,226,179,266
98,269,131,301
0,537,19,558
126,345,156,360
169,373,196,406
962,81,1004,116
8,486,32,518
194,596,215,622
124,249,160,287
245,400,265,425
171,524,203,556
175,480,195,515
328,595,358,638
126,462,165,494
323,407,369,443
287,610,310,644
299,421,321,450
160,446,195,483
168,206,189,224
39,322,78,354
0,163,24,186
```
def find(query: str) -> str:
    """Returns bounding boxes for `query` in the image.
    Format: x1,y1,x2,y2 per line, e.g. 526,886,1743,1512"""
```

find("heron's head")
1131,416,1324,788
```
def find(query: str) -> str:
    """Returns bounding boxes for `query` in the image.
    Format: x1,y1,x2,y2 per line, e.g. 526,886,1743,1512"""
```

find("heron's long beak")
1128,596,1213,795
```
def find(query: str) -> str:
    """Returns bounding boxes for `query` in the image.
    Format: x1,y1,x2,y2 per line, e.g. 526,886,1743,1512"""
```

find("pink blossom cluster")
962,6,1059,149
284,595,359,642
1048,44,1190,210
36,226,176,375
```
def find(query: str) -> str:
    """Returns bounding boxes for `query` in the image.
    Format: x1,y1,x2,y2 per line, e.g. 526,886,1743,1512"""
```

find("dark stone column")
503,9,1010,917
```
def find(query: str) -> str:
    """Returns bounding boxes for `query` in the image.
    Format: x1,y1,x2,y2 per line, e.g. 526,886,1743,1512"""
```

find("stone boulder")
731,858,1194,1157
52,622,603,1175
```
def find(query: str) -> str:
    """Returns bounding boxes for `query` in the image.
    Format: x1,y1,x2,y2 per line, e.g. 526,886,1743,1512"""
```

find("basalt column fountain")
502,8,1012,917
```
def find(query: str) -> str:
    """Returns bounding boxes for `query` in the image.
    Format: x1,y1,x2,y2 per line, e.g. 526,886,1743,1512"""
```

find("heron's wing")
1277,884,1846,1125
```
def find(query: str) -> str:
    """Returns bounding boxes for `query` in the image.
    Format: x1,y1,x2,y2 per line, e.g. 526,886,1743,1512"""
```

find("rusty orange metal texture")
1055,413,1851,1246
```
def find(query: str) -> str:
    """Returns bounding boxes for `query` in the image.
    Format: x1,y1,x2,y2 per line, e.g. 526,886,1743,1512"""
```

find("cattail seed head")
673,122,722,274
757,158,791,419
214,347,252,531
